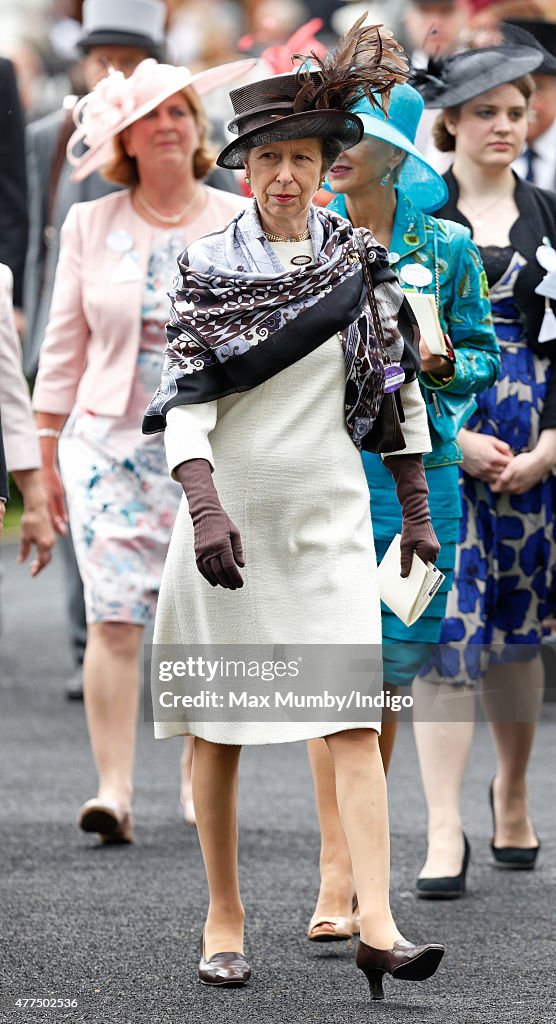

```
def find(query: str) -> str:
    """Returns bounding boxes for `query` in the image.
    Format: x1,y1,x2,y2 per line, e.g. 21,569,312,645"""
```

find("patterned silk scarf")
143,203,407,450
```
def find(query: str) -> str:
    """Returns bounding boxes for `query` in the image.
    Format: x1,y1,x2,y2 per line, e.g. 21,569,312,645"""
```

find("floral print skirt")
58,340,181,625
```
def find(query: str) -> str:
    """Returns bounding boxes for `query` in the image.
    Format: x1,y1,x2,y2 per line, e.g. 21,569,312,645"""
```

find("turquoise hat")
333,83,448,213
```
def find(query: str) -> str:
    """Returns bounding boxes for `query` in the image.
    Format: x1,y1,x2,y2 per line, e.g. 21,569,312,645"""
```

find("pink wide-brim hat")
67,57,256,182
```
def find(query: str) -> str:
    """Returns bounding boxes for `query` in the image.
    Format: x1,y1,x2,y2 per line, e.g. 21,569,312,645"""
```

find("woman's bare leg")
306,738,353,930
412,678,475,877
378,684,399,774
84,622,143,810
180,737,196,824
482,657,543,848
192,738,244,958
306,683,401,932
324,728,401,949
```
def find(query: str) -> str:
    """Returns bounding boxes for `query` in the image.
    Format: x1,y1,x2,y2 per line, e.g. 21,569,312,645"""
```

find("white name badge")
400,263,433,289
106,230,135,255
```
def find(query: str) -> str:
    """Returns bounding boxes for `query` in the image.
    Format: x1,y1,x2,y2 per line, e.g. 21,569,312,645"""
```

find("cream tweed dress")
153,240,430,744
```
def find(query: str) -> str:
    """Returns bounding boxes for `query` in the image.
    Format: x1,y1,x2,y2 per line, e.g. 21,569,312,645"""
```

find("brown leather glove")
174,458,244,590
383,454,440,578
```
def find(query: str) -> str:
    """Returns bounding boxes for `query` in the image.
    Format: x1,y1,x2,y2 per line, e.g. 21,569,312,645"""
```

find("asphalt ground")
1,539,555,1024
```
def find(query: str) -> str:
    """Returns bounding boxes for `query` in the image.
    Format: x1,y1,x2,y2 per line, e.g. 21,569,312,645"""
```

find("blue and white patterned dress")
427,245,556,685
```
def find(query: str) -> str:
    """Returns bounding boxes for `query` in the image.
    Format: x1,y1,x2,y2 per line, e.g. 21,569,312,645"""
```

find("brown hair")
433,75,535,152
102,86,217,185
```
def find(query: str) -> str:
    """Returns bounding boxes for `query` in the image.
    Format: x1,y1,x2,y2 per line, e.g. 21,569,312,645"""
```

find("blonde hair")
433,75,535,153
102,86,217,185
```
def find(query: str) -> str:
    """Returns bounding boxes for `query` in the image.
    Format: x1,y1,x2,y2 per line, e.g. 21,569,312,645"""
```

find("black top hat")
217,17,409,170
410,44,544,108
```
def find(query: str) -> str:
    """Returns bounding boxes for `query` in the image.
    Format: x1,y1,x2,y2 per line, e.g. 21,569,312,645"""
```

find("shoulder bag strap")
354,230,391,365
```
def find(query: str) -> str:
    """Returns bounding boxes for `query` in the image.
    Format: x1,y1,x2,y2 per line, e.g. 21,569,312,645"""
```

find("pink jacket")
0,263,41,471
33,187,248,417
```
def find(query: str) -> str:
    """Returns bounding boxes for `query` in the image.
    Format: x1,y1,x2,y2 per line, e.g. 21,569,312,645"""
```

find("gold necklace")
136,187,199,225
263,228,311,243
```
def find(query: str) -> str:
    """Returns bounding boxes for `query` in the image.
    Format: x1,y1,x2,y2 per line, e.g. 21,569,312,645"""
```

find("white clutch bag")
404,292,447,356
378,534,445,627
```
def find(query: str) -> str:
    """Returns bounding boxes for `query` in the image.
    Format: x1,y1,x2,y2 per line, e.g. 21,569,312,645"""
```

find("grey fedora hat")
78,0,166,58
411,45,544,109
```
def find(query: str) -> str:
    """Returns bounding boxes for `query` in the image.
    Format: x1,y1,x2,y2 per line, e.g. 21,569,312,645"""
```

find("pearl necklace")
263,228,311,243
136,187,199,225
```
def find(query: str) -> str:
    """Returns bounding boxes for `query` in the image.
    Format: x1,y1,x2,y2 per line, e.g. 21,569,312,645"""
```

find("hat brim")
77,29,164,57
355,110,448,213
425,48,543,108
68,59,256,182
216,110,363,169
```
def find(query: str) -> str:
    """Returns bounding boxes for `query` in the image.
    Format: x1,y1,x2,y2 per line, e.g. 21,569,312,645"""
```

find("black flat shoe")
198,933,251,988
356,938,445,1001
415,834,471,900
489,780,540,870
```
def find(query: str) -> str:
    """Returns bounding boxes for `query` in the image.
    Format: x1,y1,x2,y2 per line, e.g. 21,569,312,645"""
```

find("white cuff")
382,378,432,458
164,403,218,478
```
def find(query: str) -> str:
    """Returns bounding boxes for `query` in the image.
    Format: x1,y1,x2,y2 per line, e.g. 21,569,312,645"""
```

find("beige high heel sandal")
78,798,134,843
307,914,355,942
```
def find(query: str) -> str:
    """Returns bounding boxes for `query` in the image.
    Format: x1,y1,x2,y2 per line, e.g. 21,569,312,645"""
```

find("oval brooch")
290,254,312,266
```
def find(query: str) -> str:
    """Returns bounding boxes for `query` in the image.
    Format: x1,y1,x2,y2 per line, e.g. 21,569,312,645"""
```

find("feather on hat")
217,16,409,169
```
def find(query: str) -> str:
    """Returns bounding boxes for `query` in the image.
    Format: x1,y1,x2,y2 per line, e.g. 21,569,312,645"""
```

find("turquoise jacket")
328,191,500,468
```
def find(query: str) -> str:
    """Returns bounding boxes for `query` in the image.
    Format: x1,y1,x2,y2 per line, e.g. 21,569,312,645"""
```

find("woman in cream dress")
144,22,446,1001
153,236,432,744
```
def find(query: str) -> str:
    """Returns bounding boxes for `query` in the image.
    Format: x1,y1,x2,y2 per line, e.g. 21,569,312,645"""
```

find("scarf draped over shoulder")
143,202,415,450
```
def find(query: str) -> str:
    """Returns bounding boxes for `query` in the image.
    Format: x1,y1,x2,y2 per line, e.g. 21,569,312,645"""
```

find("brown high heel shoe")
356,938,444,1001
198,933,251,988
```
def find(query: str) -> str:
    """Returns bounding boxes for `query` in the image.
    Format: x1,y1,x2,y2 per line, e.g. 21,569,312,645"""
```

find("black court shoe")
489,780,540,870
415,834,471,899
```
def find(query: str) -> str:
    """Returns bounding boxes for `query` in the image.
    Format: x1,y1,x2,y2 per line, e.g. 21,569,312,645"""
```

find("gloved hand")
383,454,440,578
174,459,244,589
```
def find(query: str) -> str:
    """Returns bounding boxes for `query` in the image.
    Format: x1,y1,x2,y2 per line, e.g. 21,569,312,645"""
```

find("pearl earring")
380,168,392,186
245,175,250,184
